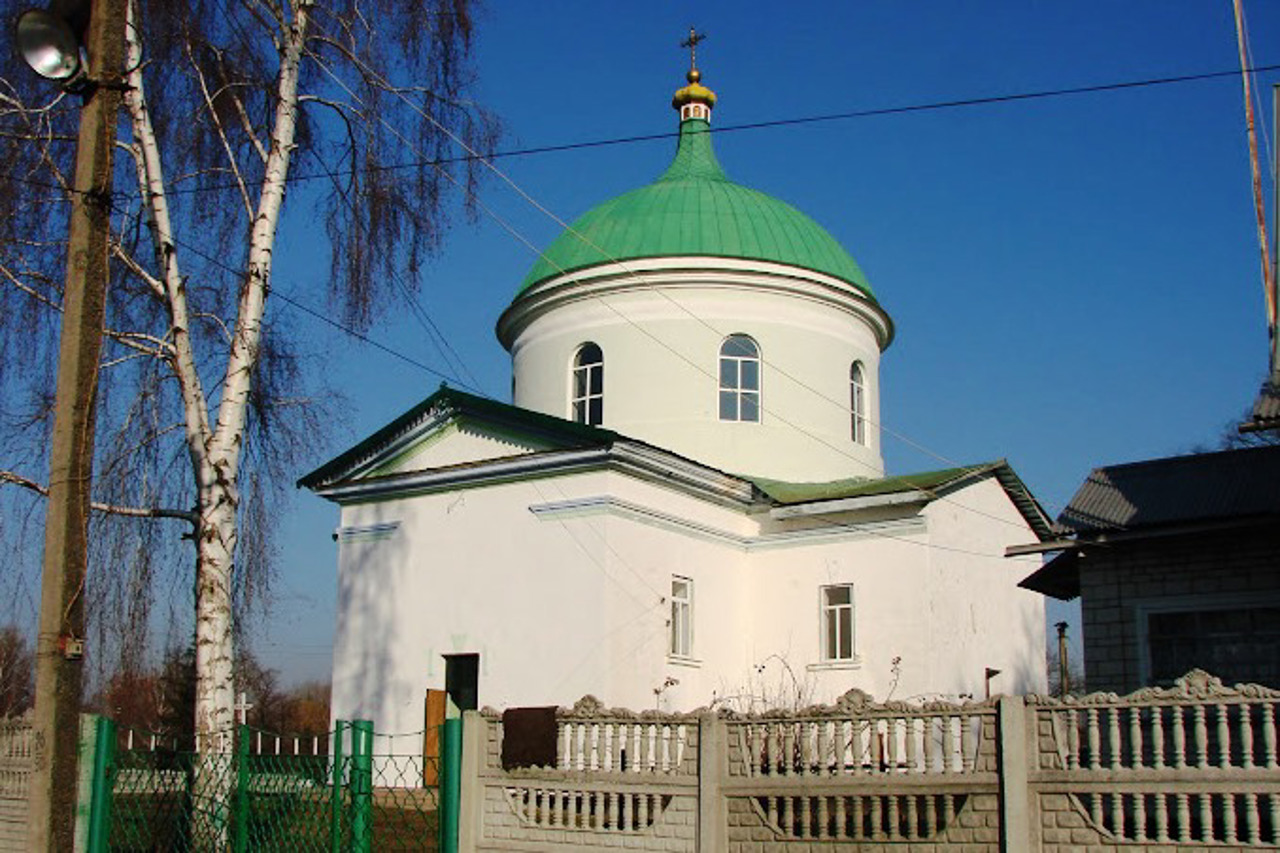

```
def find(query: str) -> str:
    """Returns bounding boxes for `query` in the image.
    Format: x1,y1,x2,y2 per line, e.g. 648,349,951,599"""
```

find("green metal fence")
89,718,450,852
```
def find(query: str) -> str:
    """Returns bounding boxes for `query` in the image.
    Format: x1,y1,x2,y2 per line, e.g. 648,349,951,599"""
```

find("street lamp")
15,0,94,89
16,10,84,86
13,0,127,848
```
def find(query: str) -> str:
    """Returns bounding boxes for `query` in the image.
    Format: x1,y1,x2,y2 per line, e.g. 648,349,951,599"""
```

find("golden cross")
681,27,707,73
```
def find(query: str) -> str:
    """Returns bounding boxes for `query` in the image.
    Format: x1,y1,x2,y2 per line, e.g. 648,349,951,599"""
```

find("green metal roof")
750,465,991,505
751,461,1054,540
518,119,874,295
297,386,619,490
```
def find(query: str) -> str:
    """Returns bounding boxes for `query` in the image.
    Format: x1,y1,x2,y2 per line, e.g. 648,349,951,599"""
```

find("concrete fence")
0,718,31,853
458,670,1280,852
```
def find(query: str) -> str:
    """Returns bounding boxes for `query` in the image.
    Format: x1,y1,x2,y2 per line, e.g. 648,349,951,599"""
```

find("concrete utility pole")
27,0,128,847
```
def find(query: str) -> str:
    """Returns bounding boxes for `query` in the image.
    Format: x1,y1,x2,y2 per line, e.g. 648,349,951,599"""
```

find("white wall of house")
500,258,889,483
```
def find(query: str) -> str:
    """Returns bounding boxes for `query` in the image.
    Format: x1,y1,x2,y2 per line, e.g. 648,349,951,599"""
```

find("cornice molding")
528,494,927,550
497,257,894,352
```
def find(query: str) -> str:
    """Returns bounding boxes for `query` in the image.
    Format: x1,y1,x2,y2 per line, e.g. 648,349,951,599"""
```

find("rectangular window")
670,577,693,658
822,585,855,661
1146,604,1280,686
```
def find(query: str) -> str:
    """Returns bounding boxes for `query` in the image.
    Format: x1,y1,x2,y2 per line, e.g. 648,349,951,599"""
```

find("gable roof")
300,391,1052,542
751,460,1053,540
1019,444,1280,600
297,386,619,491
1055,444,1280,535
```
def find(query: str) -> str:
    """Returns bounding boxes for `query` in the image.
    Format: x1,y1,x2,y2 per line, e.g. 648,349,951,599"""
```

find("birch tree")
0,0,493,758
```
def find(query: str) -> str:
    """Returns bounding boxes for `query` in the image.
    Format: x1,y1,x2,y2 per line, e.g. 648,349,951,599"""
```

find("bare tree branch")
0,470,196,523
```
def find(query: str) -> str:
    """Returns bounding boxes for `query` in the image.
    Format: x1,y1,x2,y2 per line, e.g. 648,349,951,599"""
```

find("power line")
9,61,1280,200
375,72,1044,535
160,231,482,390
293,145,488,394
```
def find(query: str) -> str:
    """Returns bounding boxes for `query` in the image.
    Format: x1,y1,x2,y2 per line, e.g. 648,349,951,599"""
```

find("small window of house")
1146,604,1280,686
822,585,855,662
851,362,867,445
571,343,603,426
719,335,761,422
670,576,693,658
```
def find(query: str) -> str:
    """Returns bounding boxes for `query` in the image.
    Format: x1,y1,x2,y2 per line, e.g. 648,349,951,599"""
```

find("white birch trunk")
122,0,311,843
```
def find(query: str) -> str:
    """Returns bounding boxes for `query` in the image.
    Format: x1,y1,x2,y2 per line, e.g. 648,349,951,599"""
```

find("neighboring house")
1019,445,1280,695
301,63,1053,732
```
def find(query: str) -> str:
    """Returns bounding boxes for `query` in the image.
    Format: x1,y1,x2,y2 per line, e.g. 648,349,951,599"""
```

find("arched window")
719,335,761,422
850,361,867,445
571,343,604,426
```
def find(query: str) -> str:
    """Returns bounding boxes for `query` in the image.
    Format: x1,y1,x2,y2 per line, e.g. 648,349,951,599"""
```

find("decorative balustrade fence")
457,671,1280,853
0,718,31,853
1030,670,1280,849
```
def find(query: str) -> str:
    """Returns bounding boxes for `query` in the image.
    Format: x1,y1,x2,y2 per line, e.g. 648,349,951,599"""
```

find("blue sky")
257,1,1280,682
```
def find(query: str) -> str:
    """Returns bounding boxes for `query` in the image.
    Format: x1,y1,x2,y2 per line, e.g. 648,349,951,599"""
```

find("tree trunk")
189,475,237,843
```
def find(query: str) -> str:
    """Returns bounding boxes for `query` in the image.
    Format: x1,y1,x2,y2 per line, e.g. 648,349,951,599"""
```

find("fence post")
83,715,115,853
350,720,374,853
233,725,250,853
697,712,726,852
439,717,463,853
997,695,1033,851
330,720,346,852
457,711,483,853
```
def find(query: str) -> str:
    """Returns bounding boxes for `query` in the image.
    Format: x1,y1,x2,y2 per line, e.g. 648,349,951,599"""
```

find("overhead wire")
6,61,1280,200
95,52,1051,548
44,38,1168,559
157,213,1023,564
298,54,487,393
368,65,1041,535
161,230,476,388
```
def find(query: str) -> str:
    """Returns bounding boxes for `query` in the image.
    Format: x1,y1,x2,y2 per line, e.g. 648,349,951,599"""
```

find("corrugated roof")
1056,445,1280,535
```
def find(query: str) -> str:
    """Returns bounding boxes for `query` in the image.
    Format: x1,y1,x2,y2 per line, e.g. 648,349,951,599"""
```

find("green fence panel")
102,719,441,851
438,719,462,853
233,725,249,853
86,715,116,853
330,720,346,853
350,721,373,853
365,727,441,851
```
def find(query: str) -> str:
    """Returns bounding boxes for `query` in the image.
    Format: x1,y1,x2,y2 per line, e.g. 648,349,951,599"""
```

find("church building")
301,60,1052,732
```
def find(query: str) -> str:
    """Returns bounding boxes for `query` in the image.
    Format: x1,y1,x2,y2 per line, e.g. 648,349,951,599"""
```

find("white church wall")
723,479,1047,707
329,473,1047,729
740,526,935,706
918,477,1048,698
507,262,886,482
329,465,754,733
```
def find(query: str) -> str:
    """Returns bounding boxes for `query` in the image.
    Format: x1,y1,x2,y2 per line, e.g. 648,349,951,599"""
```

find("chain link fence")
95,719,443,852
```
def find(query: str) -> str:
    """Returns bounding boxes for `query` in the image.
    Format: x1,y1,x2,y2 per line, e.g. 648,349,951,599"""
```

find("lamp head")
15,6,90,91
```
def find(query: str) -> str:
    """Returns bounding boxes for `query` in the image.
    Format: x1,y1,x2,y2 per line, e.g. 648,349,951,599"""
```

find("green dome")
518,118,874,296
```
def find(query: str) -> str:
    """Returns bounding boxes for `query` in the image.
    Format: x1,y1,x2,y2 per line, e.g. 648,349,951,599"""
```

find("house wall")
504,260,887,483
1079,525,1280,695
